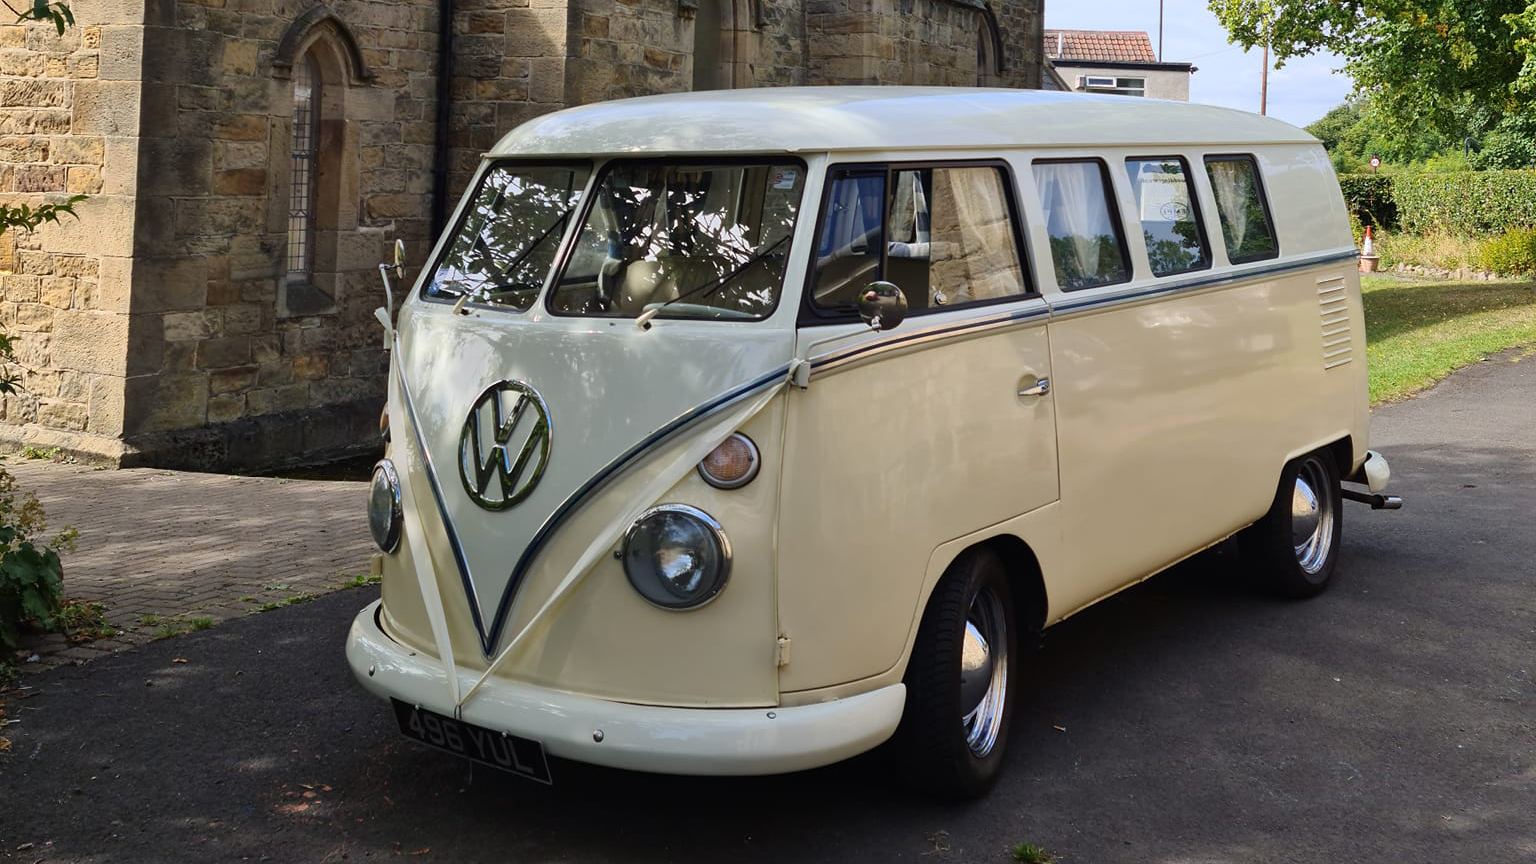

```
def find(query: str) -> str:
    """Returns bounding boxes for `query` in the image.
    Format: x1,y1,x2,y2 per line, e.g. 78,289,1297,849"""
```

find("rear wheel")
1240,450,1343,597
895,548,1019,799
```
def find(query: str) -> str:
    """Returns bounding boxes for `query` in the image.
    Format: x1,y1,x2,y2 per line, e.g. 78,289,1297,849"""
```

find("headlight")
621,505,731,610
697,433,760,489
368,460,403,553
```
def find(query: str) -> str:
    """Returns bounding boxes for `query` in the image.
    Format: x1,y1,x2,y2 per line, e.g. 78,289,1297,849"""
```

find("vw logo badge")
459,380,552,511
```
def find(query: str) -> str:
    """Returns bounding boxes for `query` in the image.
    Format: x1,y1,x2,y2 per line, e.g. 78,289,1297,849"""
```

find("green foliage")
1477,228,1536,275
1392,171,1536,234
1306,99,1453,174
1210,1,1534,140
0,465,77,652
13,0,73,34
1337,175,1398,229
1010,842,1056,864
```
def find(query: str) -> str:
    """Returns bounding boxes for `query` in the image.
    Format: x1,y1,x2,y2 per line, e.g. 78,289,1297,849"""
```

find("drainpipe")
431,0,456,236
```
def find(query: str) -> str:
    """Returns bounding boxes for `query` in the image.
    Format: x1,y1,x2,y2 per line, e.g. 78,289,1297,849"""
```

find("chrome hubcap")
1291,458,1335,574
961,586,1008,758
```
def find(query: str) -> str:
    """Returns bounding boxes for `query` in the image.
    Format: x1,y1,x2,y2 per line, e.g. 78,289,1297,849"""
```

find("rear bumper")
345,600,905,776
1349,449,1392,493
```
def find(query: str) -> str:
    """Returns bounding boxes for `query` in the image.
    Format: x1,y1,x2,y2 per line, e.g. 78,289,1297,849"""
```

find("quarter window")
1031,160,1131,290
1124,158,1209,277
1204,155,1278,263
810,164,1029,314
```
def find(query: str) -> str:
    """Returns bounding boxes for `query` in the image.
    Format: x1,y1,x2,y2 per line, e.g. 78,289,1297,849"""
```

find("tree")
1209,1,1536,140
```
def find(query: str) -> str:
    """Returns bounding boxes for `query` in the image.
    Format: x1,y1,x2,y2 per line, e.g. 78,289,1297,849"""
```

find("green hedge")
1338,175,1396,229
1392,171,1536,234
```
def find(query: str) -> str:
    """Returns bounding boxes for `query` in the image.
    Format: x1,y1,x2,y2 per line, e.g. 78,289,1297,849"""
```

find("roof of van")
487,87,1317,157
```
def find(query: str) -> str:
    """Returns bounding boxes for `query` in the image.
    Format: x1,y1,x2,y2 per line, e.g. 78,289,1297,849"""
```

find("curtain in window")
1035,162,1114,286
1207,160,1251,254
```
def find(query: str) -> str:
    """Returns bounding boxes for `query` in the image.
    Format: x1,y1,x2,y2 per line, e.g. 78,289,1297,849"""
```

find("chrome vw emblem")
459,380,552,511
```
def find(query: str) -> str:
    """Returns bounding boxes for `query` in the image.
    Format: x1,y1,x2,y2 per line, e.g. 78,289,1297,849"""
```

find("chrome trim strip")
810,307,1049,375
481,364,792,655
1049,249,1360,316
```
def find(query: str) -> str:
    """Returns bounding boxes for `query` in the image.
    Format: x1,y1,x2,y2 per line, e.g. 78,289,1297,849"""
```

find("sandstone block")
38,400,88,432
97,24,143,81
14,166,66,192
209,364,257,394
0,135,48,162
52,310,129,373
163,310,217,341
212,168,267,196
14,303,52,331
195,335,251,369
130,257,208,313
0,79,67,107
206,393,245,423
291,353,328,380
72,81,140,136
66,166,103,194
123,372,209,434
49,137,105,165
212,114,267,142
16,250,54,275
40,277,74,308
245,382,308,415
54,256,99,278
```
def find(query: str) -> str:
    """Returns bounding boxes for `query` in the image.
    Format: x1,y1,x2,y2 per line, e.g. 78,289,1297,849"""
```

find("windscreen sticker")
772,169,797,190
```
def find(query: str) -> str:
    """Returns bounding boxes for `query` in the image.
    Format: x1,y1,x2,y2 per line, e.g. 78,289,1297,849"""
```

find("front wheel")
894,548,1019,799
1240,450,1343,597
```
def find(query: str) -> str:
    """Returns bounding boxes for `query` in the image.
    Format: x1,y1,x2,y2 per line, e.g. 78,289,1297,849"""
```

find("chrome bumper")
345,600,905,776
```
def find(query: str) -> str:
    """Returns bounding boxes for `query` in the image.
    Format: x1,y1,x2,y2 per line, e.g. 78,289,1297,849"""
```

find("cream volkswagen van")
346,87,1399,798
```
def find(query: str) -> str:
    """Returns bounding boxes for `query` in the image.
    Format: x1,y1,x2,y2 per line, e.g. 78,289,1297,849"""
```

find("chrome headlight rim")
621,504,732,611
696,432,761,490
369,459,403,554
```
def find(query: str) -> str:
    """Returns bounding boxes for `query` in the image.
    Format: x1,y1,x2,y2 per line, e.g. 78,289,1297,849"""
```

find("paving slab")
1,460,373,671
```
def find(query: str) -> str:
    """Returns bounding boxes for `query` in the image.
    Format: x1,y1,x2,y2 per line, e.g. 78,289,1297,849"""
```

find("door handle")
1018,376,1050,398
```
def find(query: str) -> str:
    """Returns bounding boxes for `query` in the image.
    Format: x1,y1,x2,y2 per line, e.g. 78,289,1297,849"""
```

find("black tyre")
894,548,1019,799
1239,450,1343,598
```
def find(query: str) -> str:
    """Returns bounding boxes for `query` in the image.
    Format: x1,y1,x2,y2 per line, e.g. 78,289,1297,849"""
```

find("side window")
1124,157,1209,277
810,164,1029,313
1031,160,1131,290
810,171,885,309
1204,155,1278,263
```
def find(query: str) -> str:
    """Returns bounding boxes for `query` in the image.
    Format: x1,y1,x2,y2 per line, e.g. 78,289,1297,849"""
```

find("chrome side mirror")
857,281,907,332
392,238,407,279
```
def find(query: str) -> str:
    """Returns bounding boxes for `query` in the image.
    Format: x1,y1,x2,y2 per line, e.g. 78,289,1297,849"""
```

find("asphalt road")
3,353,1533,864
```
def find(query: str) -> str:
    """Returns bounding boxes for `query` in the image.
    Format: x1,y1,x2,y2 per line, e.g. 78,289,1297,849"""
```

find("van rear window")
1124,158,1210,277
1031,160,1132,291
1204,155,1279,263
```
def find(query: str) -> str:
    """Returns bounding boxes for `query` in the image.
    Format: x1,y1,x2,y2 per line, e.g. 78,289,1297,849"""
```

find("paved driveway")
1,355,1533,863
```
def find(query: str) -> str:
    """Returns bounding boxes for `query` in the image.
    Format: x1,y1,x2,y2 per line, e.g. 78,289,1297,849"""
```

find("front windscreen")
548,161,805,320
423,163,591,311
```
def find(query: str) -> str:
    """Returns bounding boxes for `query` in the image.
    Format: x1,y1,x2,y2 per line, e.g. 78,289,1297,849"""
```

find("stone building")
0,0,1045,471
1043,29,1193,101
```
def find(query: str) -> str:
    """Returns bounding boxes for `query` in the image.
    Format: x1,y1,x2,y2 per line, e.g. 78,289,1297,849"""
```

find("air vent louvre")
1317,276,1351,369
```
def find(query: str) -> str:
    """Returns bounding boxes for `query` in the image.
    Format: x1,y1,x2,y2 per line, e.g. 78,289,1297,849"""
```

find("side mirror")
392,239,407,279
857,281,907,332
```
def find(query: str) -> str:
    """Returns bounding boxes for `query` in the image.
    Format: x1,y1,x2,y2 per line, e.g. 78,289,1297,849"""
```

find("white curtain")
1035,162,1107,282
931,168,1022,302
1208,160,1250,253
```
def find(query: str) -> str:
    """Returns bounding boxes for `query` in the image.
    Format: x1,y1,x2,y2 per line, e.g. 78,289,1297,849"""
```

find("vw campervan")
346,88,1398,798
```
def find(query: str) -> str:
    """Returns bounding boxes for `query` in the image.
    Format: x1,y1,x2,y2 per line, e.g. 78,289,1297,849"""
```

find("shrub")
1477,228,1536,276
1338,174,1397,229
1372,230,1480,272
1393,171,1536,234
0,466,77,652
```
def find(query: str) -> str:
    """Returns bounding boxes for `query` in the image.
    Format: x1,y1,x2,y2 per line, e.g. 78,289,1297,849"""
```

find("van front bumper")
345,600,906,776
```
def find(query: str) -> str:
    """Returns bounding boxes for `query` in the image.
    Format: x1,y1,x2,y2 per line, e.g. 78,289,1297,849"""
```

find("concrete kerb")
2,456,374,673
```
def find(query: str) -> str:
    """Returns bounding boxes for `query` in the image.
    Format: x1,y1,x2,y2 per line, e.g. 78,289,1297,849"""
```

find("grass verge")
1363,275,1536,404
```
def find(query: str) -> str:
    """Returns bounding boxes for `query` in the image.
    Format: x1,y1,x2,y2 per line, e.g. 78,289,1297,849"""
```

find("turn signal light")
697,433,760,489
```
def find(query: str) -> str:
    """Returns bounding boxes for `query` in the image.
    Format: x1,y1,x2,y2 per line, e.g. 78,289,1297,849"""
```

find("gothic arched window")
287,52,322,286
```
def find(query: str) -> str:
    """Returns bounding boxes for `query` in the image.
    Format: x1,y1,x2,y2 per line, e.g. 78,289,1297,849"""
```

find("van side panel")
1029,143,1367,617
776,314,1059,692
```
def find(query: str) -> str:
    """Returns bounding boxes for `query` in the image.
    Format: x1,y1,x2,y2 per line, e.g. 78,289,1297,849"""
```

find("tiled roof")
1044,30,1158,63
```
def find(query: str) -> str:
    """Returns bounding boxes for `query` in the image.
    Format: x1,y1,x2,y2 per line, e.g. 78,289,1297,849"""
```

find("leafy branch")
5,0,72,35
0,195,85,236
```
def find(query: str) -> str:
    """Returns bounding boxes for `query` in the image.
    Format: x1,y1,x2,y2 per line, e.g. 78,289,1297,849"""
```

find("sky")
1044,0,1355,129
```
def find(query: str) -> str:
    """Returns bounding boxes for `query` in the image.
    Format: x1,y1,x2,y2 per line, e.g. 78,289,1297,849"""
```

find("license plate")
390,699,553,784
